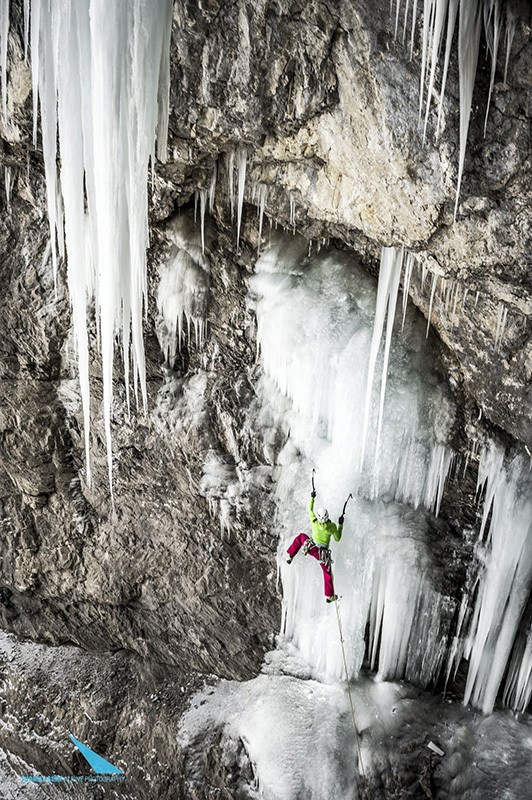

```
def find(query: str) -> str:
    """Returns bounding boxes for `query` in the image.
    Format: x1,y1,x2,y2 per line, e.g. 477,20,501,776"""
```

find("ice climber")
286,489,344,603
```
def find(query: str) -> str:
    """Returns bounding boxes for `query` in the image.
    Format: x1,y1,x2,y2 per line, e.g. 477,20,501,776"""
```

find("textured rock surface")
0,160,280,678
0,631,204,798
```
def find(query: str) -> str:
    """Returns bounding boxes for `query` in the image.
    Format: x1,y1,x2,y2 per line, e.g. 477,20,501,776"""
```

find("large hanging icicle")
436,0,458,134
30,0,173,491
360,246,403,471
454,0,482,218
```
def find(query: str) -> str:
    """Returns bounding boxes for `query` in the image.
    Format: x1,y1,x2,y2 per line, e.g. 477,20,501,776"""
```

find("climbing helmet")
315,507,329,523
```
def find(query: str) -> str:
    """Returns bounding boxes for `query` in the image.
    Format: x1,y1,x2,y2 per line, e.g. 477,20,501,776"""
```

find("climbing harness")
319,547,332,570
331,575,371,800
302,538,332,569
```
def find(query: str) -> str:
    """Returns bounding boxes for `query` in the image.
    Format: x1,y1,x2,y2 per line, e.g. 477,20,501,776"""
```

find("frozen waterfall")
251,234,532,714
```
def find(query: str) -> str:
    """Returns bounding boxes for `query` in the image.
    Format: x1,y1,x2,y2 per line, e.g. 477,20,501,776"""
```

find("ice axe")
339,493,352,524
311,468,316,495
341,493,353,517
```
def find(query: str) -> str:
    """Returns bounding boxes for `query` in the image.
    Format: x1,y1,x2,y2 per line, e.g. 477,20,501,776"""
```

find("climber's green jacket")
309,496,343,547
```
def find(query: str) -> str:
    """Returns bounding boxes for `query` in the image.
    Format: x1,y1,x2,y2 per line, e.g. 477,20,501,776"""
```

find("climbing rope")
332,573,371,800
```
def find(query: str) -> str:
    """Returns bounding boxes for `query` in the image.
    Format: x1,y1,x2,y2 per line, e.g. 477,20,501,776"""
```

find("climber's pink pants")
287,533,334,597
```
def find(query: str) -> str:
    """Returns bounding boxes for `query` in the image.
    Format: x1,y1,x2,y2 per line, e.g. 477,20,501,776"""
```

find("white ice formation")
156,215,210,365
252,237,456,685
27,0,173,490
252,234,532,714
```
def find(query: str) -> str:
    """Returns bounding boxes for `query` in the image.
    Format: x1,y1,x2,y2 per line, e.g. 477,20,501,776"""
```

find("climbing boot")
326,595,338,603
286,554,293,564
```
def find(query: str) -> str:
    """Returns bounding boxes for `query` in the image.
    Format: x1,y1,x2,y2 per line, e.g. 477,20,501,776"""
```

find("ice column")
30,0,173,490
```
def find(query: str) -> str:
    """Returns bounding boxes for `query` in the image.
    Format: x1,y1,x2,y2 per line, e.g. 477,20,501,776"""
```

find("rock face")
0,0,531,793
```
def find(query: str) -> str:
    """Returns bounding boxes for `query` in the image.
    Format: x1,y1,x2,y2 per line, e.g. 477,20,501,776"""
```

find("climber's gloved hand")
338,515,344,525
311,491,316,498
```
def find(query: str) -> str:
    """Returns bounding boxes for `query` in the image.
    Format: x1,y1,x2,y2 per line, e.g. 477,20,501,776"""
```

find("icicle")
289,192,296,234
208,164,216,215
436,0,459,135
30,0,40,146
227,150,235,221
199,188,207,255
483,0,501,135
503,9,516,85
0,0,8,124
474,290,480,307
4,165,11,210
401,252,414,331
360,247,403,470
23,0,30,60
257,183,268,255
454,0,482,219
194,189,198,224
450,283,460,329
422,0,448,144
236,147,247,250
374,251,402,467
402,0,410,43
155,0,173,163
424,443,453,516
410,0,419,59
394,0,401,38
426,272,437,337
418,0,435,121
494,302,508,352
